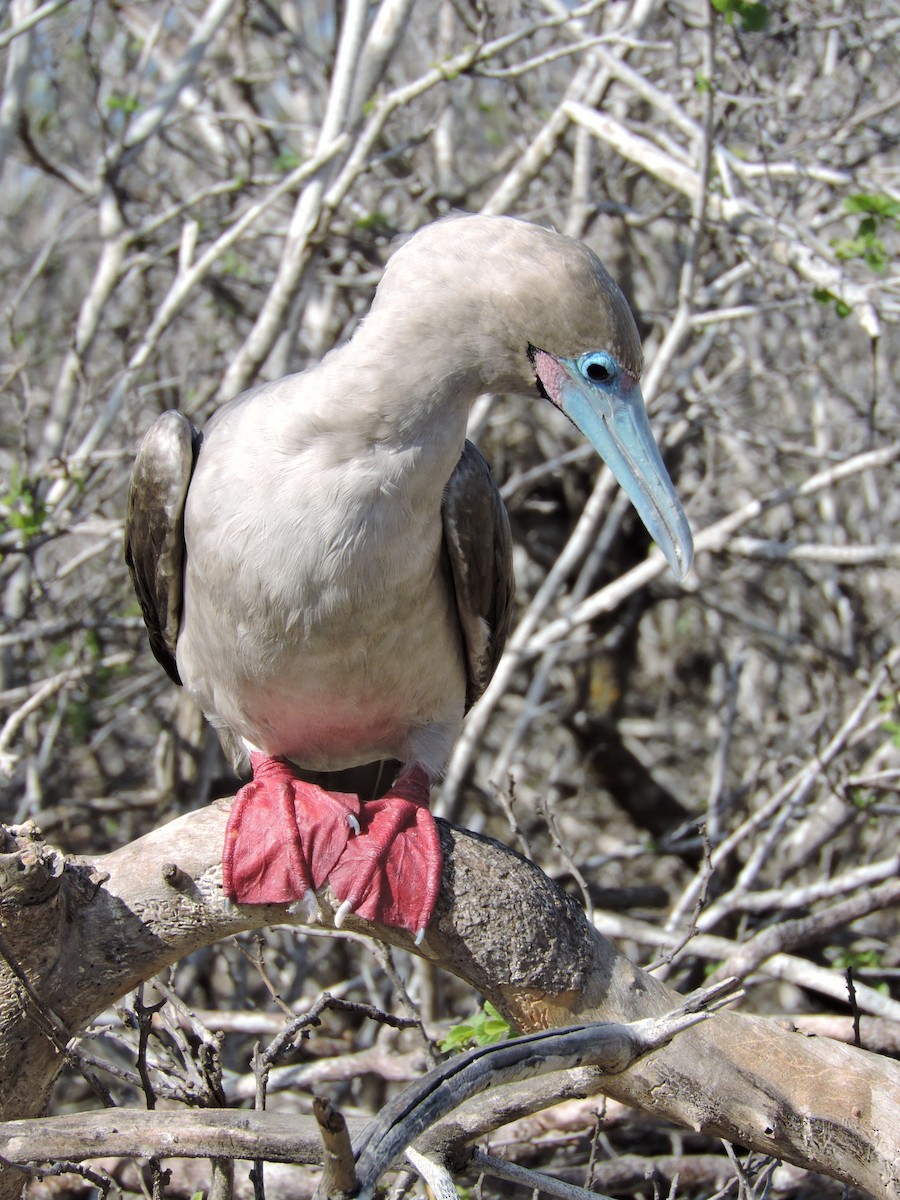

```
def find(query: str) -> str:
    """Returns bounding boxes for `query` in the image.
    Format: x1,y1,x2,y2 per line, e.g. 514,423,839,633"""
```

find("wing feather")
124,411,201,686
441,441,515,709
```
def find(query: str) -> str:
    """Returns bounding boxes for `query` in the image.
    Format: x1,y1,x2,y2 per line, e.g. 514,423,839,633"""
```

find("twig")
0,0,73,50
471,1149,617,1200
709,880,900,985
527,443,900,655
313,1097,357,1199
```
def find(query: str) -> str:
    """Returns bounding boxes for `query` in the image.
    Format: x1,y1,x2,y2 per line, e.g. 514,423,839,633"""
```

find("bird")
125,214,693,943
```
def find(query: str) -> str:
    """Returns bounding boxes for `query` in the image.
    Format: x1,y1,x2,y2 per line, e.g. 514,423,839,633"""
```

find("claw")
334,898,353,928
288,888,321,923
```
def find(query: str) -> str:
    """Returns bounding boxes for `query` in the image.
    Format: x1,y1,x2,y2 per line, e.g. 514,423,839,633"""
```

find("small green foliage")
272,151,301,172
354,211,392,236
439,1001,511,1051
102,814,123,839
1,465,48,543
831,193,899,273
50,639,73,664
106,93,140,114
845,193,900,220
841,948,881,969
217,250,249,278
850,789,877,811
832,232,888,271
879,694,900,749
812,288,851,318
710,0,769,32
695,73,713,94
830,946,887,995
62,696,94,740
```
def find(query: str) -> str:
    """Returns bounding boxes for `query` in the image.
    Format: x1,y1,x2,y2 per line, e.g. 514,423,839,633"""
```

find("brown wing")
124,410,201,686
441,440,515,710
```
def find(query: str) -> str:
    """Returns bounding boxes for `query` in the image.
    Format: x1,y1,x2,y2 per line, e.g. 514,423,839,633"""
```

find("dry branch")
0,805,898,1199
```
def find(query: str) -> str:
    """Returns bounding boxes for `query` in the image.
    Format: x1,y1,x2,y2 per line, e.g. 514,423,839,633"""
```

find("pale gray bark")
0,807,898,1199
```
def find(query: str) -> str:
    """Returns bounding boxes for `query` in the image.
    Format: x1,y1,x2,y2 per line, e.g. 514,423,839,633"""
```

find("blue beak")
538,353,693,580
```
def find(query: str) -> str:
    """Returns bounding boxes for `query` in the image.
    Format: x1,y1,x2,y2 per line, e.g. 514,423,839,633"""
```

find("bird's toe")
327,771,441,937
222,757,360,906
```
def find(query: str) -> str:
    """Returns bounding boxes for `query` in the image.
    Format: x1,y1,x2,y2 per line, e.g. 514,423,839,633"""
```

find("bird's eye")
578,351,618,386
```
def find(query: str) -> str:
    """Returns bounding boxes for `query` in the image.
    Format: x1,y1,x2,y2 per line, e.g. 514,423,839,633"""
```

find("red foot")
327,764,441,937
223,753,360,906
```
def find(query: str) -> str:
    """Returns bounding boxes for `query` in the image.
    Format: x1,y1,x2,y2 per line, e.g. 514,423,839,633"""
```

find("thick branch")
0,807,898,1198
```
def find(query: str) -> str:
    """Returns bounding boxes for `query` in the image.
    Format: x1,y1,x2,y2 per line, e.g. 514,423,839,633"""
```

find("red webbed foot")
327,764,441,942
223,753,360,916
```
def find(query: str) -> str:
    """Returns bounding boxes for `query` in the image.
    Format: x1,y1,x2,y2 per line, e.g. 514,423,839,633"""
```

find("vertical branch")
214,0,370,400
0,0,35,186
120,0,236,156
38,188,128,466
350,0,419,115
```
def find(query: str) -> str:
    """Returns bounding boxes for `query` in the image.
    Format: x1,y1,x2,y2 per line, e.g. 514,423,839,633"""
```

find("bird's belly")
179,563,467,773
178,434,468,772
236,689,412,769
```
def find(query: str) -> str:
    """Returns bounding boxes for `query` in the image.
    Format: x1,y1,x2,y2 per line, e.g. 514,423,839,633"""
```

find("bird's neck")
317,313,486,455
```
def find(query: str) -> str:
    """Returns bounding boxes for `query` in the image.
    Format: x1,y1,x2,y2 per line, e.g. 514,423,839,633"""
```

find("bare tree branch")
0,808,898,1197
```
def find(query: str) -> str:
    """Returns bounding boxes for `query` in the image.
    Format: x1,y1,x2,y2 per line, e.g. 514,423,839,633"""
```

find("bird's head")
375,215,693,579
526,343,694,583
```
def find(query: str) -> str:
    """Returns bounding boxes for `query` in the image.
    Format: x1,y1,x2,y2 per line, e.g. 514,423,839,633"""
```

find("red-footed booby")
125,214,692,942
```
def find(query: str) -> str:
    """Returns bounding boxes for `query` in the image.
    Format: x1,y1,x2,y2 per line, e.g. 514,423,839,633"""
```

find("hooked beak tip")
671,540,694,582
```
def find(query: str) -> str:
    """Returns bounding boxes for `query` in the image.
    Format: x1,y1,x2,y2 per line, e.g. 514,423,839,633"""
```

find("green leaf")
832,192,898,273
218,249,249,278
832,232,889,272
439,1001,512,1051
737,2,769,31
844,193,900,220
881,704,900,749
710,0,769,30
812,288,851,318
850,789,876,810
864,241,888,271
273,151,301,172
354,211,391,235
1,465,48,543
106,93,140,114
831,946,883,972
857,216,877,239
